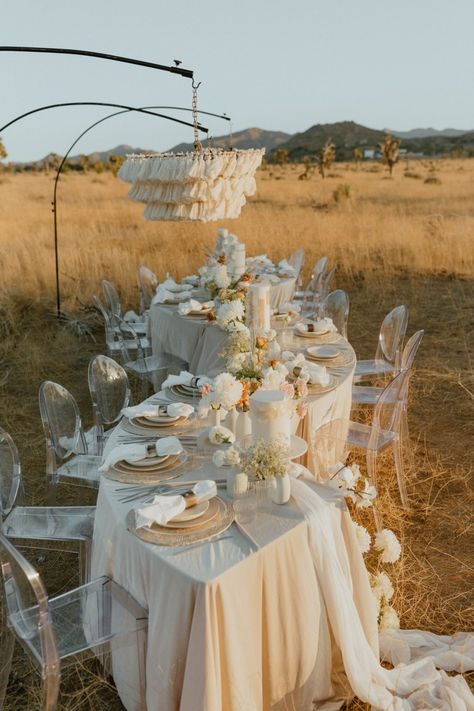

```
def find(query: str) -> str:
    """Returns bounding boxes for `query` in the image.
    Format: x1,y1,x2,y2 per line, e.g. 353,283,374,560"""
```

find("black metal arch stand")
0,47,230,316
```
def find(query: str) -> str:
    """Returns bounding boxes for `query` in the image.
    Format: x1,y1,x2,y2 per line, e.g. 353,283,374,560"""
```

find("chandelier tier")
118,81,265,222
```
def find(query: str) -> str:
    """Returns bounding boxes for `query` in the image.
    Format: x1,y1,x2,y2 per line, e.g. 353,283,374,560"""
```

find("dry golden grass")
0,161,473,708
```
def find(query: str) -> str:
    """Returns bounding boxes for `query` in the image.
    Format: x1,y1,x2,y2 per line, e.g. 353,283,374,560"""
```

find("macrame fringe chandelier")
118,81,265,222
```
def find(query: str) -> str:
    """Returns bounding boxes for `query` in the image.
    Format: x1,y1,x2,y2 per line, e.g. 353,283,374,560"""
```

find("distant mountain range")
388,127,470,139
13,122,474,168
168,127,291,153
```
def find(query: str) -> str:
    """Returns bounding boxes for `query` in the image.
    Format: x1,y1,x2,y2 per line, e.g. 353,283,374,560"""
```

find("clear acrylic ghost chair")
0,427,95,585
320,289,350,338
287,249,305,290
314,370,410,529
352,330,424,464
102,278,148,335
294,255,328,301
88,355,131,456
116,317,185,397
137,265,158,315
94,296,150,361
0,532,147,711
354,305,409,381
39,381,102,504
303,265,336,318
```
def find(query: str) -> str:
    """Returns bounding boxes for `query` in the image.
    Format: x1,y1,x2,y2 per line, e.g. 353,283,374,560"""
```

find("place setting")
177,298,214,320
305,344,355,369
294,317,341,342
99,435,188,484
126,479,235,546
160,370,210,404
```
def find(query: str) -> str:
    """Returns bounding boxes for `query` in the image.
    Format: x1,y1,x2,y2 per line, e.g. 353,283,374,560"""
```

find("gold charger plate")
115,454,179,473
126,496,234,546
132,415,187,429
103,451,188,484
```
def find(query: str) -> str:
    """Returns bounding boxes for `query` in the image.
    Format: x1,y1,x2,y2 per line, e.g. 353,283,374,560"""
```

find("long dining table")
90,324,361,710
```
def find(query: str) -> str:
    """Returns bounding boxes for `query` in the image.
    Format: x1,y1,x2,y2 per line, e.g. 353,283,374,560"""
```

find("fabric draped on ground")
290,478,474,711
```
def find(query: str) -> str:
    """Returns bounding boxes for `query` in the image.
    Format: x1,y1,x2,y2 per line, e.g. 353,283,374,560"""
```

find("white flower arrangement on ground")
327,462,377,508
375,529,402,564
354,523,372,554
240,438,289,480
208,426,236,445
212,446,241,467
199,373,243,417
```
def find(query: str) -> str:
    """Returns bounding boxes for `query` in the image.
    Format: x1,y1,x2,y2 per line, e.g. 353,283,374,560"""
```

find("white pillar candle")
249,282,271,333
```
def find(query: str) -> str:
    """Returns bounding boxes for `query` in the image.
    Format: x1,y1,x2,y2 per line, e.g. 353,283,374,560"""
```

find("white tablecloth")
149,278,296,377
92,441,374,711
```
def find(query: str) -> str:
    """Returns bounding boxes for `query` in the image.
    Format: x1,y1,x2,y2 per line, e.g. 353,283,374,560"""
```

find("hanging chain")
192,79,202,152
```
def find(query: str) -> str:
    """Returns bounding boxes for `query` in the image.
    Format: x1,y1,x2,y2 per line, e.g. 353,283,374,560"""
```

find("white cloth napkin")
276,301,301,315
295,317,336,334
99,436,183,472
178,299,214,316
277,259,297,277
301,361,330,386
123,310,143,323
162,370,212,390
135,479,217,528
153,286,192,305
122,402,194,420
161,277,191,293
182,275,200,286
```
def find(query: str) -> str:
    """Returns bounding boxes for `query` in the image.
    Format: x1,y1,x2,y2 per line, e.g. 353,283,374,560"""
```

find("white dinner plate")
295,326,330,338
170,500,209,523
306,345,340,360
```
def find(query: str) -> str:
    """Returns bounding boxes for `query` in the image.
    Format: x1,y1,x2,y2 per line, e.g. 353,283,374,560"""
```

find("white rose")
224,446,241,466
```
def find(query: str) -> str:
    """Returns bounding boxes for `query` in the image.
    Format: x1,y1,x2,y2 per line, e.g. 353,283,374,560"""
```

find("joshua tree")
317,139,336,179
274,148,289,167
379,135,400,176
0,137,7,161
353,147,363,169
298,155,315,180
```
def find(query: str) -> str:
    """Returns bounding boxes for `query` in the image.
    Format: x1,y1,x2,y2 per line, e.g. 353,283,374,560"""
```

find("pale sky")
2,0,474,161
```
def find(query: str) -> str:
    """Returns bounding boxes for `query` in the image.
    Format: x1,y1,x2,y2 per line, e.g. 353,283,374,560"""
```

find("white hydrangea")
227,352,248,373
354,523,371,554
214,264,231,289
212,446,241,467
216,300,245,328
371,571,394,602
375,529,401,564
379,604,400,631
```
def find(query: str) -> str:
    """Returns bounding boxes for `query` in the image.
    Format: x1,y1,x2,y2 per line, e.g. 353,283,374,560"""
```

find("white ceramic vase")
272,474,291,504
227,471,248,499
235,410,252,439
227,407,238,435
210,408,222,428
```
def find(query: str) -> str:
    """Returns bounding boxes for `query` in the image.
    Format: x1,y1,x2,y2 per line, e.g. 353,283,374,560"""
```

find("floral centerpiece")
198,372,243,421
240,438,289,480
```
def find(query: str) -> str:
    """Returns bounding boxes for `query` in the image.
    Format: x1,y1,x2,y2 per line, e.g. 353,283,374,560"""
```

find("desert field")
0,159,473,708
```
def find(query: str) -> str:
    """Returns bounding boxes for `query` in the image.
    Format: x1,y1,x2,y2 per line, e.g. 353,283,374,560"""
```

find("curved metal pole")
51,105,231,316
0,46,193,78
0,101,207,135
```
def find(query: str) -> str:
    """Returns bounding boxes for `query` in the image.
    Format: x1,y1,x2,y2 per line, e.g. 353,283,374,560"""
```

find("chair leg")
136,627,148,711
393,436,410,510
366,449,383,531
400,408,415,471
0,625,15,708
41,666,61,711
79,540,92,585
